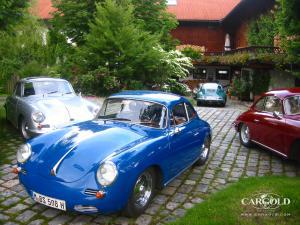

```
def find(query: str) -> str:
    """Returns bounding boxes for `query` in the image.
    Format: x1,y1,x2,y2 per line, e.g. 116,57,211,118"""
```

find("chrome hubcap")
133,172,153,208
241,125,250,143
200,140,210,160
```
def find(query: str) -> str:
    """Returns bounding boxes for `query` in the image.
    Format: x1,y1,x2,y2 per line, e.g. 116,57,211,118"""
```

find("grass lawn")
170,176,300,225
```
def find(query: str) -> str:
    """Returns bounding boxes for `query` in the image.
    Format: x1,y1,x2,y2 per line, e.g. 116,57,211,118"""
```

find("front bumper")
18,170,130,214
197,99,225,105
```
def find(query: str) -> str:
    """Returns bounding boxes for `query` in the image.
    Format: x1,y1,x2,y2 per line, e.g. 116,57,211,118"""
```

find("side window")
14,83,22,97
265,96,282,114
186,103,197,120
24,82,35,97
254,97,265,111
171,103,188,126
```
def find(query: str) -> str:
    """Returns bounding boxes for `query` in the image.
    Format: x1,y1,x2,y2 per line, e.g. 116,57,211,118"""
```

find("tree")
0,0,29,30
73,0,191,95
276,0,300,62
247,12,276,46
51,0,177,47
131,0,178,48
51,0,101,45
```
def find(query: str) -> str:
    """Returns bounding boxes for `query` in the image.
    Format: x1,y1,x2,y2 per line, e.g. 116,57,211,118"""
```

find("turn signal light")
95,191,105,199
12,167,21,174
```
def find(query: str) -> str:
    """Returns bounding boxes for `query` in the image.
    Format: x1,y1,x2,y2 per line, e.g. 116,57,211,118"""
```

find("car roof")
109,90,188,107
264,88,300,99
19,77,68,83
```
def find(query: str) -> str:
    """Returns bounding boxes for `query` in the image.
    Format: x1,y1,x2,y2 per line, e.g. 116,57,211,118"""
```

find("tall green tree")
73,0,190,94
276,0,300,62
0,0,29,30
51,0,177,47
248,12,276,46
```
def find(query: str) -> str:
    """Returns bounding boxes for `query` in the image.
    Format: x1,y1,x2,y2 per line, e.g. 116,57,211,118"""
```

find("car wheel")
239,123,252,147
197,101,201,106
197,137,211,166
19,118,31,140
124,168,156,217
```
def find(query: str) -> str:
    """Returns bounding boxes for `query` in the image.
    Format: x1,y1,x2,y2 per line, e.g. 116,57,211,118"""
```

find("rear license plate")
32,191,66,211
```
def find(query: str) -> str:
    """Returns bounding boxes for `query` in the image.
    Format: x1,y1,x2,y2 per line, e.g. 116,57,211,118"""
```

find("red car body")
234,88,300,161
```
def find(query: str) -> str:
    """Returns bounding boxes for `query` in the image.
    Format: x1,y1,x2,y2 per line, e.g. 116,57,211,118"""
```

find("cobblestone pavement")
1,104,300,225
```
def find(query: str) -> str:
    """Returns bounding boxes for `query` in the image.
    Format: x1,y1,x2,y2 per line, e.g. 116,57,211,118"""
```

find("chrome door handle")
253,119,260,123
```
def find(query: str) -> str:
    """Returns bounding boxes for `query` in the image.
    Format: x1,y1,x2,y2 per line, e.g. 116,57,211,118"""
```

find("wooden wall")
171,22,226,52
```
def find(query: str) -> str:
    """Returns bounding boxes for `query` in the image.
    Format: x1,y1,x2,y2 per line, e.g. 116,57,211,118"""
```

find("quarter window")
254,97,265,111
171,103,188,126
186,103,197,120
264,96,282,114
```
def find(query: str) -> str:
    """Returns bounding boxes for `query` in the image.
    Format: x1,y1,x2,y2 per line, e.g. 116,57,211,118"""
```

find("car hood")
285,114,300,122
28,95,97,127
28,120,148,182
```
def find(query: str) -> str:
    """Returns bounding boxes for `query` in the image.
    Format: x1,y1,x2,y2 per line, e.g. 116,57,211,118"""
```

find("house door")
207,68,215,82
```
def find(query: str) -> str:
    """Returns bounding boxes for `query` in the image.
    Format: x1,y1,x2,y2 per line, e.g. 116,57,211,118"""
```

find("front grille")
84,188,98,196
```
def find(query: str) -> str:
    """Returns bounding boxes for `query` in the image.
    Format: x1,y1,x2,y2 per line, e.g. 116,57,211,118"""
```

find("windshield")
98,98,167,129
284,96,300,115
23,80,74,97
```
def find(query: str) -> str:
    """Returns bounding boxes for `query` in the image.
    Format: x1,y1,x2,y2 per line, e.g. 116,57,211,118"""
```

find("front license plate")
32,192,66,211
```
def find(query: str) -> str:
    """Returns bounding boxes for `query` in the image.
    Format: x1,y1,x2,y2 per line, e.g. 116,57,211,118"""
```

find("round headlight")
96,161,118,186
32,111,45,123
17,143,32,163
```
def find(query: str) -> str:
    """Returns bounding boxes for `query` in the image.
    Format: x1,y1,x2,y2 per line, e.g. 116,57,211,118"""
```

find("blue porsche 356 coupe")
16,91,212,217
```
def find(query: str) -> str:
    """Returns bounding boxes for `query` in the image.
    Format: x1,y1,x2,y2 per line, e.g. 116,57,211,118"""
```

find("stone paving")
0,104,300,225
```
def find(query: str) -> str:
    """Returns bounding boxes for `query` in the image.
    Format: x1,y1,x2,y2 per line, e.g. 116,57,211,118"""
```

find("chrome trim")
84,189,98,196
252,140,287,158
51,146,76,176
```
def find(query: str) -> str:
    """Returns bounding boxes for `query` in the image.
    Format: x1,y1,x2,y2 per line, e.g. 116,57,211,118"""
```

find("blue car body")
18,91,211,214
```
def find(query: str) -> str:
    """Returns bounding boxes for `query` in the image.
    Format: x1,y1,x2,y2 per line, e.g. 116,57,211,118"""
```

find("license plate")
206,96,215,100
32,192,66,211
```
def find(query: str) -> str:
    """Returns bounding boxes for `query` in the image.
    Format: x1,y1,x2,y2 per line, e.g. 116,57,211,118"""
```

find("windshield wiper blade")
47,91,58,94
108,118,131,121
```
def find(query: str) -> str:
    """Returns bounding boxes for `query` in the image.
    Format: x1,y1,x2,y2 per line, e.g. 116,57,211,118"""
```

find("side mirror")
273,111,281,119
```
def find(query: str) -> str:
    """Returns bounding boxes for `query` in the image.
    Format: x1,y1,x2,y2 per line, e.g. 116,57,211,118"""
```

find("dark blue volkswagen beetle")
16,91,212,217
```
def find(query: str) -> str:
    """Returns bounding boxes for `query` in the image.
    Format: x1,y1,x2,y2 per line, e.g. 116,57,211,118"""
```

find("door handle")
253,119,260,123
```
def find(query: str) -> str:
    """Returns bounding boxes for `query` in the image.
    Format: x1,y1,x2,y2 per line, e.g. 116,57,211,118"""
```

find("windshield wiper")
64,91,73,95
98,116,131,121
47,91,58,94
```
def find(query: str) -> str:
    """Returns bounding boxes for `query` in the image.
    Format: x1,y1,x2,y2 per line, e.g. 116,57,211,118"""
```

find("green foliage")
276,0,300,63
252,70,271,96
229,76,251,100
167,79,190,96
180,47,203,60
0,0,29,30
51,0,177,47
248,12,277,46
73,0,192,95
0,16,63,92
131,0,178,48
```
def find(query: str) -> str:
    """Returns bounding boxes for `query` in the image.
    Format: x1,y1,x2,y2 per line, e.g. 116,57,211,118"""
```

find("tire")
19,117,31,140
124,168,156,217
239,123,252,147
197,101,201,106
196,137,211,166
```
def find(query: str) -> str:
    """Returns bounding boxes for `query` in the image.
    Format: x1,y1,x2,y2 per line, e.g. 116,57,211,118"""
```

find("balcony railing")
204,46,283,56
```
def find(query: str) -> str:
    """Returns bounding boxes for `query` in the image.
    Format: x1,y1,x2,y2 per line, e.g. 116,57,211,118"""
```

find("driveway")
0,101,299,225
